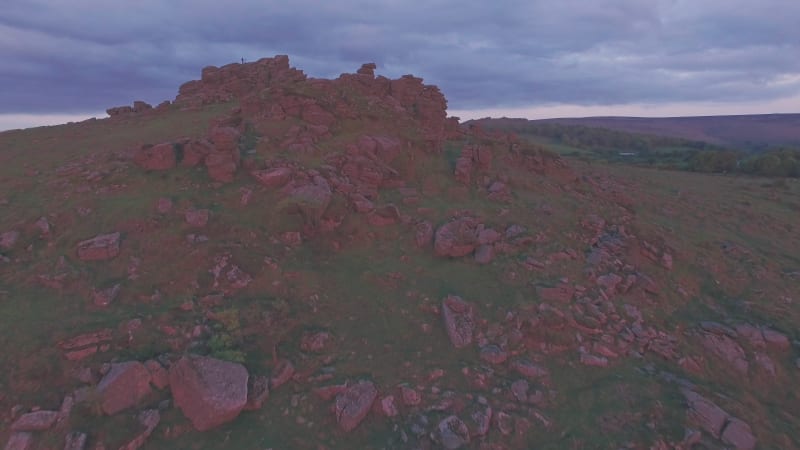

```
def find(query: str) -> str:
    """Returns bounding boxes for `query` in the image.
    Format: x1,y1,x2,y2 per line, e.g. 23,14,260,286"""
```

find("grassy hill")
1,57,799,449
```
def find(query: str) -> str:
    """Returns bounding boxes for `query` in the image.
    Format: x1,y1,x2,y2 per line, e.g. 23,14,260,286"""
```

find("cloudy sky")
1,0,799,130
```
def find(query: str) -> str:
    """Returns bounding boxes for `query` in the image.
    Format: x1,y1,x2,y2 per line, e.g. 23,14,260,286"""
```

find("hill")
529,114,800,150
1,56,799,450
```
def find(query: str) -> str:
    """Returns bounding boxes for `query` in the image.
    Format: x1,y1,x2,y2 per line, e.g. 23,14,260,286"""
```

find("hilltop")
1,56,799,450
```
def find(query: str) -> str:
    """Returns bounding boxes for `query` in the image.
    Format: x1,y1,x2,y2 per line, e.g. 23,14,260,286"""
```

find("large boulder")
334,381,377,432
169,355,249,431
285,178,332,226
441,295,475,349
434,218,479,258
97,361,153,415
208,126,241,153
76,232,121,261
133,143,176,171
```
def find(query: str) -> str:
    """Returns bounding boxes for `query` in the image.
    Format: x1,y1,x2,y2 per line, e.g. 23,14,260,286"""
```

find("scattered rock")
433,415,471,449
185,209,210,227
63,431,87,450
34,217,50,235
536,285,574,303
3,432,34,450
155,198,173,214
435,218,479,257
270,359,295,389
0,230,20,249
97,361,153,415
479,345,509,365
10,410,59,431
380,395,399,417
58,329,113,361
169,355,249,431
474,245,494,264
466,402,492,437
252,167,292,188
92,284,121,307
511,359,548,379
721,417,757,450
401,386,422,406
441,295,475,349
77,232,121,261
300,330,333,352
580,353,609,367
334,381,377,432
510,379,529,402
368,204,402,226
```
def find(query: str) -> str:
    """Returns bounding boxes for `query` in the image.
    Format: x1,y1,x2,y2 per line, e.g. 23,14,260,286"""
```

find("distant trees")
687,148,799,177
471,119,800,178
473,120,718,155
687,150,741,173
739,148,800,177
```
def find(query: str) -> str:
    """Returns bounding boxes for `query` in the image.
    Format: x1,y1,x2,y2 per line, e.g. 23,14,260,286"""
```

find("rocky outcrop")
169,355,249,431
176,55,306,106
454,145,492,185
205,126,241,182
0,230,20,250
107,101,154,117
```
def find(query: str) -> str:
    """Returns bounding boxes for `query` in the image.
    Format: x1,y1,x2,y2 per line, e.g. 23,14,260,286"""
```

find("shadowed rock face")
169,355,249,431
442,295,475,349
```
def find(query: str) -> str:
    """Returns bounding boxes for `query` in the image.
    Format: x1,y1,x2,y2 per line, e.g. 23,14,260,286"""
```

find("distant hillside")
528,114,800,150
466,117,800,176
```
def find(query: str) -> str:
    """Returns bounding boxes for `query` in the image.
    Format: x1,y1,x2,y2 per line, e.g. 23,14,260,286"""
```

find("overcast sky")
1,0,799,130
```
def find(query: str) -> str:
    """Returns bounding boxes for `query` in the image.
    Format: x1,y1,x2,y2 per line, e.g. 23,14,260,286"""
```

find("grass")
2,90,800,449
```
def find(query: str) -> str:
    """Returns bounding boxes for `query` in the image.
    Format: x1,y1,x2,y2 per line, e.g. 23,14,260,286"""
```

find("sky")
1,0,799,131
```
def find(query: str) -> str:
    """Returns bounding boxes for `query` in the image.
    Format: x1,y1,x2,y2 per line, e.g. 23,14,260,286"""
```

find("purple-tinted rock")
334,381,377,432
97,361,152,415
169,355,248,431
442,295,475,349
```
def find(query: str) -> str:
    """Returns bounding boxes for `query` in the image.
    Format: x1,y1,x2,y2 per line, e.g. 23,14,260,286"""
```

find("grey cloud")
0,0,798,114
